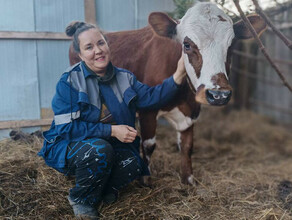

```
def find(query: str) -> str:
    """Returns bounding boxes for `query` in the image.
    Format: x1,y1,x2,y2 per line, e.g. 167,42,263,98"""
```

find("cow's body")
69,2,266,185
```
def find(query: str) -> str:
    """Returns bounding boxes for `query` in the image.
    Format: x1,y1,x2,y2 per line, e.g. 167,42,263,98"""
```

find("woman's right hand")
111,125,137,143
173,53,186,85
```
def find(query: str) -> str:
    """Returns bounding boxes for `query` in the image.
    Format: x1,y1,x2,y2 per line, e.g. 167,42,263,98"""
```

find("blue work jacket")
38,61,180,173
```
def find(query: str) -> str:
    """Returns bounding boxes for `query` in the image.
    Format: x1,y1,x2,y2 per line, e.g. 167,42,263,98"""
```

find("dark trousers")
65,138,142,206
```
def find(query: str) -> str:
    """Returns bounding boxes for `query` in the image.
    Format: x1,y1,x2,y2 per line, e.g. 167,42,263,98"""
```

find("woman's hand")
111,125,137,143
173,53,187,85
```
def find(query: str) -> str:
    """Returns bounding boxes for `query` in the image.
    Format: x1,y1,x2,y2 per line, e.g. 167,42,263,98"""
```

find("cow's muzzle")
206,90,232,106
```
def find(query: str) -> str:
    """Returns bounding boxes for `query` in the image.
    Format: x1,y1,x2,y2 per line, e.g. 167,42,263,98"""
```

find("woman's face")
78,28,110,75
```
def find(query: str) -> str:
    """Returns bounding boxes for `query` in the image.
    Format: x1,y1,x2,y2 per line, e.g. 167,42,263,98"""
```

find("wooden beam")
84,0,97,24
0,119,52,130
231,67,283,87
0,31,71,40
232,50,292,66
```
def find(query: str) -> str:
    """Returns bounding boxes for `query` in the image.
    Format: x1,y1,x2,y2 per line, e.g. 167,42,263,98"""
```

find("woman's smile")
95,56,106,61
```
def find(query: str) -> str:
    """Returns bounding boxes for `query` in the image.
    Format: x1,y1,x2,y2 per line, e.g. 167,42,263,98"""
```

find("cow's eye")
183,42,191,51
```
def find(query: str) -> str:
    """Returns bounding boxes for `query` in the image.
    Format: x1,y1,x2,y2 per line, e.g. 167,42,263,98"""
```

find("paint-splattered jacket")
38,61,180,174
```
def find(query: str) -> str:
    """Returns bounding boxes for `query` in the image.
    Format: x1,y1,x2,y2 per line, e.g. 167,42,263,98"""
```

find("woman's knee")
87,138,114,167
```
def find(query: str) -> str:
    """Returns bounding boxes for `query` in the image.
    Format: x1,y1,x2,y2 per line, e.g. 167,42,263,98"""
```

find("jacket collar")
81,61,115,83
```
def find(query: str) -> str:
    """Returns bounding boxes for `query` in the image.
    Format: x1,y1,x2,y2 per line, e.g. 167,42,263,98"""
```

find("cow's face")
149,2,266,105
178,3,234,105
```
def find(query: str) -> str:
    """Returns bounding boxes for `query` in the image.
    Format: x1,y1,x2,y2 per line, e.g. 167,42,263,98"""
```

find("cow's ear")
233,14,267,40
148,12,177,38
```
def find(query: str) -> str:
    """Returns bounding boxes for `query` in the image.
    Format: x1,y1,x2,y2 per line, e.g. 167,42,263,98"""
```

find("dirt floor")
0,107,292,220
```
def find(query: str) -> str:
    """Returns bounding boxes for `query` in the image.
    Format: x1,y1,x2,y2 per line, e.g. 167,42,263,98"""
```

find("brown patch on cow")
106,26,182,86
218,15,227,22
183,36,203,78
225,43,234,76
186,75,196,95
195,84,209,105
211,73,232,90
69,44,81,66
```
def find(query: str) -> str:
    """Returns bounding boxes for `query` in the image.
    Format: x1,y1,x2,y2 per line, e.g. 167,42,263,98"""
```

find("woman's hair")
65,21,101,53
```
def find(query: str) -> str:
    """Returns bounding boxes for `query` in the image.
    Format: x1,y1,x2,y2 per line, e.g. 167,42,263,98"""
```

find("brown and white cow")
69,2,266,185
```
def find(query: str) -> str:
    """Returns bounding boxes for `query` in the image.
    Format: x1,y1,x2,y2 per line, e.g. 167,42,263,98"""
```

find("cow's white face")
148,2,266,105
177,3,234,94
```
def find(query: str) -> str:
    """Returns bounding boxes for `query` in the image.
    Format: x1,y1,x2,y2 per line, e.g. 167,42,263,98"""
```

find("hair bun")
65,21,85,36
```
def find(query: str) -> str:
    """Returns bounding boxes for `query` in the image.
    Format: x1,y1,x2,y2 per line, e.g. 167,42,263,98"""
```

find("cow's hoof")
182,175,196,186
139,176,152,188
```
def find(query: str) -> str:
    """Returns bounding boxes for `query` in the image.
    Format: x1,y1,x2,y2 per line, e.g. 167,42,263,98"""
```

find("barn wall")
137,0,176,28
95,0,175,31
255,8,292,123
0,40,40,121
231,8,292,124
0,0,84,139
0,0,177,139
0,0,35,32
254,25,292,123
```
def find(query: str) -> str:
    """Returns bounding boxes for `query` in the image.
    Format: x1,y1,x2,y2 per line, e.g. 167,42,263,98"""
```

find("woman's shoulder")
114,66,136,85
114,66,133,76
64,62,82,75
58,62,83,81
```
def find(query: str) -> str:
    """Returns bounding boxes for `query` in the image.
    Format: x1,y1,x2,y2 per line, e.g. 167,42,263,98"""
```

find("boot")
68,196,99,219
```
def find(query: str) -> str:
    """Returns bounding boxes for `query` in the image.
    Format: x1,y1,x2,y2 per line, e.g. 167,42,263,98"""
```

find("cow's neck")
106,27,182,85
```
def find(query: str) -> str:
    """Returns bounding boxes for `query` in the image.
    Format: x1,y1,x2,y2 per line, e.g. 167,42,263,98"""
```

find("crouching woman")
38,21,186,219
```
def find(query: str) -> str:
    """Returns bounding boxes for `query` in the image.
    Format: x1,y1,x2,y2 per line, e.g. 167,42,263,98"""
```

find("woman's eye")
183,42,191,51
86,46,92,50
98,41,105,46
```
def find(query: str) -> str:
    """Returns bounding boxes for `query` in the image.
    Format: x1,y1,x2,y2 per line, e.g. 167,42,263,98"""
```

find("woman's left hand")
173,53,187,85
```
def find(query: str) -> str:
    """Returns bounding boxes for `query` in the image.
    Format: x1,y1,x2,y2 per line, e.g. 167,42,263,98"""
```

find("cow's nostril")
222,91,231,99
206,90,232,106
214,95,220,99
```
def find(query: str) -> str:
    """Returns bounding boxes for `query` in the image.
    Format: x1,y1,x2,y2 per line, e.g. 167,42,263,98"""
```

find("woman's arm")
131,54,186,109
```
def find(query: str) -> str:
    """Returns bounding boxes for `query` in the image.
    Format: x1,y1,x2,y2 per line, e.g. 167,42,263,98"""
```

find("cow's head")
149,2,266,105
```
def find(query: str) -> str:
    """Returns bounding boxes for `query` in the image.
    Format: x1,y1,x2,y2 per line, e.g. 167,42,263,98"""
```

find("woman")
38,21,186,219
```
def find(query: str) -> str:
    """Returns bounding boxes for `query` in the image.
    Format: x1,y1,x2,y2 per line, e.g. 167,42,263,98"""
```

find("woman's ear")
78,52,83,61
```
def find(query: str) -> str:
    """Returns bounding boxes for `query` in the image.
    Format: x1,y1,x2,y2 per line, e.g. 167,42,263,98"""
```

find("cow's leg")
139,110,158,186
179,124,195,185
158,105,197,185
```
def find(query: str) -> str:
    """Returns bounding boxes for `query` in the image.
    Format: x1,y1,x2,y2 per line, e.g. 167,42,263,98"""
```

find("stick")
233,0,292,93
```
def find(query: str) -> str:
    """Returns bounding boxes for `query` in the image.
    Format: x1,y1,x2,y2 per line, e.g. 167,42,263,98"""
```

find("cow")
69,2,266,185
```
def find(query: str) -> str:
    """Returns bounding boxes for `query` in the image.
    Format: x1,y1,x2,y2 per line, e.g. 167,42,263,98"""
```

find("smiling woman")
37,21,186,219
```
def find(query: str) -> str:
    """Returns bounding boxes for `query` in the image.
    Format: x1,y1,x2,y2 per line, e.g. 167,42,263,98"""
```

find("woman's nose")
94,46,102,54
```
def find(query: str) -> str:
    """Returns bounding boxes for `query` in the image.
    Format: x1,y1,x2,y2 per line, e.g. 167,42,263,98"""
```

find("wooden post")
84,0,97,24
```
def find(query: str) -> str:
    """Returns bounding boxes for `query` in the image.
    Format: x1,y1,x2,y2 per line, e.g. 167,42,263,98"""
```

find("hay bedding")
0,108,292,220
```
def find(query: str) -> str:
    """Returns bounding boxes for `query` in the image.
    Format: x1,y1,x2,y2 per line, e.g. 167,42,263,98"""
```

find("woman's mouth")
95,56,105,61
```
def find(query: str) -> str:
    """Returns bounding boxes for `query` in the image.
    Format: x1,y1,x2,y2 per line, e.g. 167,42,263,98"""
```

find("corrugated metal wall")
0,0,84,139
0,0,176,139
96,0,175,31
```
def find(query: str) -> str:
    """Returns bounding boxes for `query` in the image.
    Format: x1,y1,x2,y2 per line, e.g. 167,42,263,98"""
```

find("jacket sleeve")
131,74,180,110
52,78,111,142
